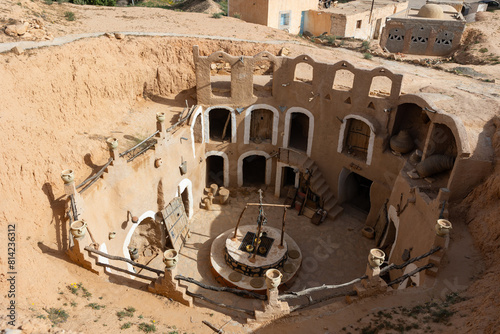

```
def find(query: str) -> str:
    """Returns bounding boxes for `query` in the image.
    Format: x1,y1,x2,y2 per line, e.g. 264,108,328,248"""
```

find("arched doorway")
209,108,232,142
243,155,266,186
289,112,310,152
206,155,224,187
340,171,373,214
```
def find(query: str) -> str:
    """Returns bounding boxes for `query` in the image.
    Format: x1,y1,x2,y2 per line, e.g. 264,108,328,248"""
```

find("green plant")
363,52,373,60
45,308,69,325
117,307,136,320
64,11,76,21
361,40,370,50
87,303,106,310
138,322,157,333
212,12,222,19
233,13,241,19
44,0,54,5
70,302,77,307
215,0,227,15
67,283,92,298
479,48,488,53
121,322,132,329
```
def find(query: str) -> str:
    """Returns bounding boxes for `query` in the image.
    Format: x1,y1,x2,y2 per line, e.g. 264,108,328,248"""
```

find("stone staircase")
278,148,343,221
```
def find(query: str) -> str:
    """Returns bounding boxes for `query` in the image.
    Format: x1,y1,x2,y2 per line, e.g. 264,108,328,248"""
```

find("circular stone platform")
210,225,302,292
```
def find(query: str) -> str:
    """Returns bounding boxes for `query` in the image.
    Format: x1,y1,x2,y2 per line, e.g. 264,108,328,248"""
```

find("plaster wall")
228,0,269,26
267,0,318,34
77,124,206,276
304,2,407,39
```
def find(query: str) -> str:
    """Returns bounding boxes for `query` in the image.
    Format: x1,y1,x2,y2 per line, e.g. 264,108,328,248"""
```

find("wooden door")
161,197,190,251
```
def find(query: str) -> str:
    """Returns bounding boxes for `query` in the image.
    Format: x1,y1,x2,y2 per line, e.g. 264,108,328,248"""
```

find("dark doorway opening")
392,103,430,151
206,155,224,187
250,109,273,143
289,112,309,152
243,155,266,186
343,172,373,214
209,109,232,142
181,188,189,218
282,166,296,187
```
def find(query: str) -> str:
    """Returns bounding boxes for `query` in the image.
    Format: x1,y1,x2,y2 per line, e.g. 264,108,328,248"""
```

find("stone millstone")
228,272,242,282
250,278,264,288
288,249,300,259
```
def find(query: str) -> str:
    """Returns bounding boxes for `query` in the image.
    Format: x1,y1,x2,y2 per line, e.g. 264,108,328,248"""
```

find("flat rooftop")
318,0,408,15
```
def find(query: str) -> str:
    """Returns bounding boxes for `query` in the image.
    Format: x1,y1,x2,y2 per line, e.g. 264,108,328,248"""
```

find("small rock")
114,33,124,39
210,63,217,70
14,22,29,35
104,32,113,38
279,47,290,56
144,248,153,257
11,46,24,55
5,329,23,334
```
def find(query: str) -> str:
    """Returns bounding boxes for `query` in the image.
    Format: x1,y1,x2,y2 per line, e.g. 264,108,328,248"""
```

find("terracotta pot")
368,248,385,268
265,269,282,289
409,149,423,165
129,248,139,261
416,155,455,178
362,226,375,239
163,249,178,268
61,169,74,184
390,130,414,154
70,220,87,238
435,219,452,237
156,112,165,123
106,137,118,150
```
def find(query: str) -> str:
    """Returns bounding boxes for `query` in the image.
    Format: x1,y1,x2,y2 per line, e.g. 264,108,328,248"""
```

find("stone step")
428,255,442,267
426,266,439,277
327,205,344,221
324,197,338,212
322,190,335,203
310,170,323,185
303,158,314,170
317,183,330,197
311,176,326,192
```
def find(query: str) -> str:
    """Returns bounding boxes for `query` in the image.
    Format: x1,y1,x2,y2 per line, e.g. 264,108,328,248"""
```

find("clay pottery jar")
390,130,414,154
163,249,178,268
219,187,230,205
129,247,139,261
61,169,74,184
368,248,385,268
156,112,165,123
409,149,423,165
204,198,212,211
265,269,282,289
70,220,87,238
210,183,219,196
246,245,254,252
435,219,452,237
362,226,375,239
106,137,118,150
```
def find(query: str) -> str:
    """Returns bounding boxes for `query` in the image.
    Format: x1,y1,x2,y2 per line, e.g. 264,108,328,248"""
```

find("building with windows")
303,0,408,40
228,0,318,34
380,4,466,56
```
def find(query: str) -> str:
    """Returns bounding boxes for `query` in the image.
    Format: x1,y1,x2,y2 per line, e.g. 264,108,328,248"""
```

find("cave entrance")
243,155,266,186
206,155,224,187
288,112,309,152
342,172,373,214
209,108,232,142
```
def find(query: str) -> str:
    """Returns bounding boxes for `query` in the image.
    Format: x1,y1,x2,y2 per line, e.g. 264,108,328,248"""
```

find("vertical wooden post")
279,207,287,248
231,205,248,240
